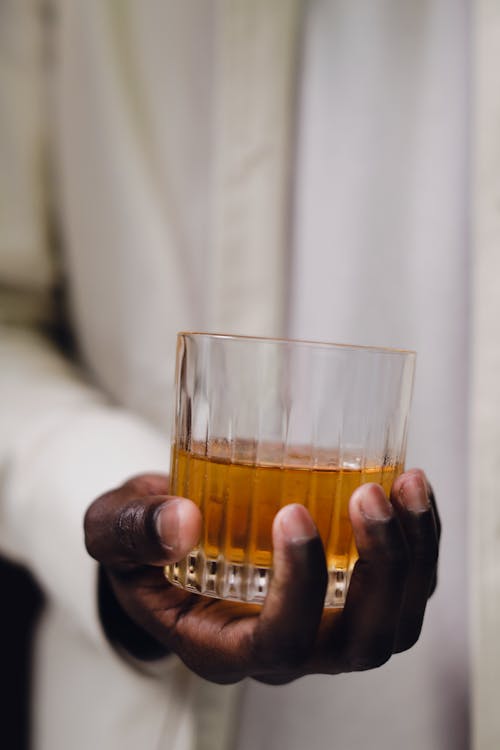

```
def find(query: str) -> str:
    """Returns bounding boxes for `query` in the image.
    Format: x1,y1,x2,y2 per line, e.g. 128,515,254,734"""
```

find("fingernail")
356,485,393,521
278,504,317,544
155,498,183,552
399,472,430,513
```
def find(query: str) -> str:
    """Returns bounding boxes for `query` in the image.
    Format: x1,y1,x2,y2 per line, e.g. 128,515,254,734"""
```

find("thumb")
85,490,201,569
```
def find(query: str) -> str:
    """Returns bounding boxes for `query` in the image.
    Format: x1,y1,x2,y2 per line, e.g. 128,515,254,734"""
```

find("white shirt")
241,2,469,749
0,1,469,749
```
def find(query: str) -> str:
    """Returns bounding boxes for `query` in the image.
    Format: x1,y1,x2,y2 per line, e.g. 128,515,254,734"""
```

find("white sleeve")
0,325,170,648
0,0,172,654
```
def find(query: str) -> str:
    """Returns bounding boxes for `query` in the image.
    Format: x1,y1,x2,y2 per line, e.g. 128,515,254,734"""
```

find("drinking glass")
165,332,415,607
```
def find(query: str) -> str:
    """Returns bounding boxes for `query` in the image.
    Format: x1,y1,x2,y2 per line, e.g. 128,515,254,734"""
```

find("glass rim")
178,331,416,357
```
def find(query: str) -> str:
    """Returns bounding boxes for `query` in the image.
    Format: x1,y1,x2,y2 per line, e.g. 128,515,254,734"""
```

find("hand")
84,469,439,684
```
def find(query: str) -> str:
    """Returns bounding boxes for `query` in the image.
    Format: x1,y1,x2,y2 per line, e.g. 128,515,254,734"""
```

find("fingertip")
350,483,393,524
273,504,318,548
392,467,427,493
391,469,430,514
155,497,201,562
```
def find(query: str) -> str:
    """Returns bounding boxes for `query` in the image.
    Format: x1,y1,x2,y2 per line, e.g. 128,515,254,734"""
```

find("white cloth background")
238,2,469,749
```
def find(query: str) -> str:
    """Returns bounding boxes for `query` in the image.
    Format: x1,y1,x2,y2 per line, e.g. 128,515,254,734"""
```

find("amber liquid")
166,443,402,605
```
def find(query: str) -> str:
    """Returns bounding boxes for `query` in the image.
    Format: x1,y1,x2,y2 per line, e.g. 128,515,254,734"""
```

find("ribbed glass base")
164,549,352,608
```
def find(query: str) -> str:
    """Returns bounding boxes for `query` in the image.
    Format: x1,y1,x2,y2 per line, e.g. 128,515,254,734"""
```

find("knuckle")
428,573,438,598
113,501,148,554
83,498,104,558
254,674,297,686
366,649,392,670
83,486,161,565
83,484,122,550
348,645,393,672
395,630,420,654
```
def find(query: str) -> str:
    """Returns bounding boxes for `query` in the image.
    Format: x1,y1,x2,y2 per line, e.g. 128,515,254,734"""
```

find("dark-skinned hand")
84,468,439,685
